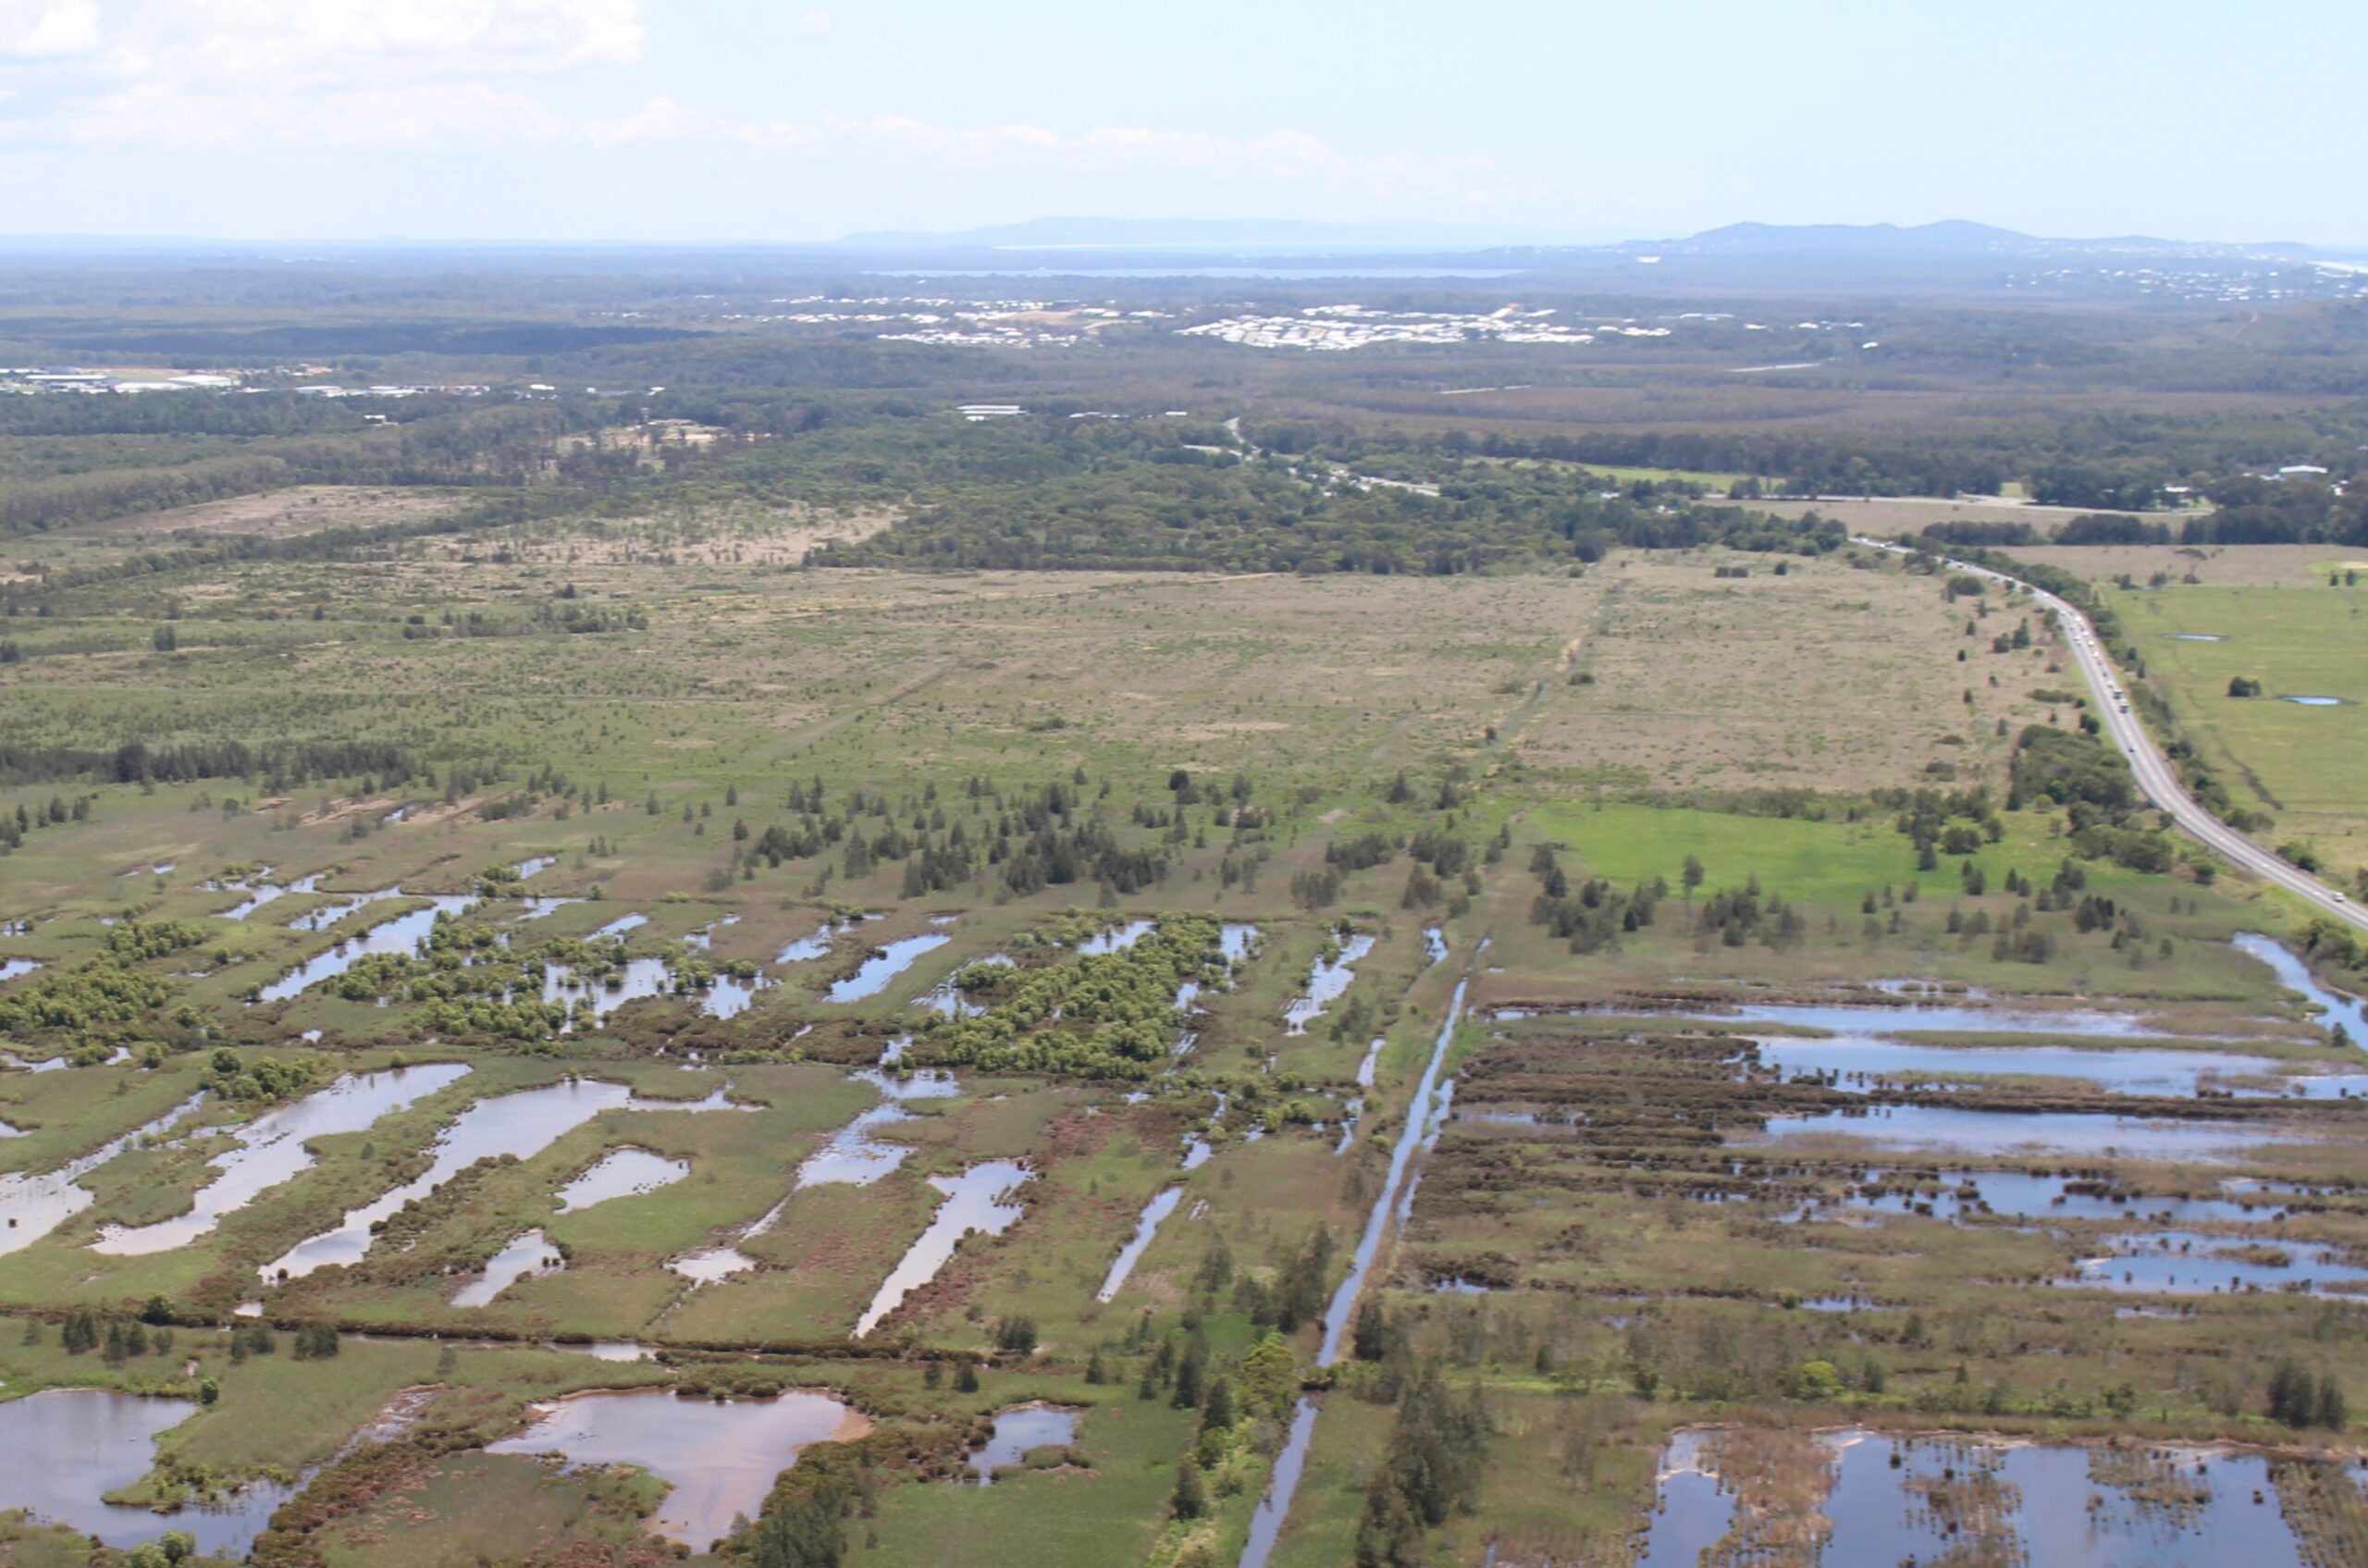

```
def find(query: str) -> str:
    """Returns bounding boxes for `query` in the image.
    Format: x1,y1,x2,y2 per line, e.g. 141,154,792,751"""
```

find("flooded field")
1638,1426,2356,1568
0,1389,295,1553
1283,933,1375,1035
487,1389,864,1549
93,1064,473,1255
855,1160,1030,1336
968,1405,1077,1485
825,932,951,1003
1752,1036,2362,1096
2061,1229,2368,1295
556,1147,689,1211
263,1079,744,1281
450,1228,565,1306
1746,1104,2311,1161
259,894,480,1001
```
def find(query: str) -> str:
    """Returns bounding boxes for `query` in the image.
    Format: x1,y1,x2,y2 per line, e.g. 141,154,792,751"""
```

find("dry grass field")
1511,549,2053,793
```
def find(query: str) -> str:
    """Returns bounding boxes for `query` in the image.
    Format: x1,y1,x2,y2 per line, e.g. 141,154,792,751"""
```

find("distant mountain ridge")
831,216,2319,264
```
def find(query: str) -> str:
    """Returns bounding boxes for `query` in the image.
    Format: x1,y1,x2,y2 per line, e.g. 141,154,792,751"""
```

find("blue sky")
0,0,2357,245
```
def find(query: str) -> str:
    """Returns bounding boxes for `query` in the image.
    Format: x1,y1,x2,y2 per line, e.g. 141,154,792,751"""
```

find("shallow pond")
213,870,321,920
2,1094,205,1256
2061,1228,2368,1295
2238,932,2368,1045
487,1389,861,1549
1219,922,1261,962
0,958,40,983
1077,919,1153,955
93,1065,472,1255
1748,1105,2308,1162
855,1161,1030,1336
451,1228,565,1306
556,1147,689,1212
699,969,772,1019
1708,997,2163,1037
671,1069,954,1283
262,1079,744,1281
260,895,480,1001
827,932,951,1003
1283,934,1375,1036
540,955,672,1023
1096,1187,1182,1302
968,1405,1078,1485
0,1389,295,1553
1805,1168,2303,1226
775,919,856,964
1753,1036,2357,1097
2280,695,2344,706
1639,1426,2334,1567
592,914,648,939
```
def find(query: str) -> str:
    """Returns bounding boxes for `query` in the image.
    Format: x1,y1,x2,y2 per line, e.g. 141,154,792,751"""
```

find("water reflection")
260,895,480,1002
1638,1427,2331,1568
263,1079,745,1282
1749,1105,2307,1163
94,1065,472,1255
487,1389,862,1549
0,1389,295,1554
855,1161,1030,1336
968,1405,1077,1485
827,933,952,1003
1096,1188,1182,1302
556,1147,689,1212
451,1228,565,1306
1283,934,1375,1036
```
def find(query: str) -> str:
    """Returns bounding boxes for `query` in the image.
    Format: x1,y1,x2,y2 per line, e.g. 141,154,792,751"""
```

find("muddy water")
260,895,480,1001
854,1161,1030,1336
556,1147,688,1212
263,1079,745,1282
1638,1427,2328,1567
451,1229,565,1306
1096,1187,1183,1302
93,1065,472,1256
1283,934,1375,1036
0,1389,295,1553
1748,1105,2310,1162
968,1405,1078,1485
826,932,951,1003
1,1094,206,1256
487,1389,861,1549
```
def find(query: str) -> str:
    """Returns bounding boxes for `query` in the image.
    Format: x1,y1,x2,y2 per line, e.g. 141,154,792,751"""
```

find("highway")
1855,537,2368,938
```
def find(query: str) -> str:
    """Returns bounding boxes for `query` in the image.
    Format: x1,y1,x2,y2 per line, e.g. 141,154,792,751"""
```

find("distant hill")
830,216,1606,252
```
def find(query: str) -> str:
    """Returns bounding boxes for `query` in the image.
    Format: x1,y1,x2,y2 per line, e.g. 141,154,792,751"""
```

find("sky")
0,0,2359,247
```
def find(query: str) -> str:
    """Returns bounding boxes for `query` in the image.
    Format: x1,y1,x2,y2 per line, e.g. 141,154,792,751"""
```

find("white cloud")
0,0,101,56
16,0,643,80
793,7,832,37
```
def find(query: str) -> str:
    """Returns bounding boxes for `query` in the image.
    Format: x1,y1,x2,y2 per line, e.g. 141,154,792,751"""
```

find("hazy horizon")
2,0,2362,247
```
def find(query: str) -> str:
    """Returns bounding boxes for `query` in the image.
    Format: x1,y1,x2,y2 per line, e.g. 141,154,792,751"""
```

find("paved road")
1856,537,2368,937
